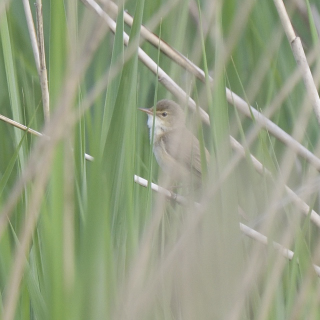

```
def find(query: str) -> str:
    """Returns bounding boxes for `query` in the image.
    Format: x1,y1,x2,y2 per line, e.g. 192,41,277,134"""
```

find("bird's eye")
162,112,168,117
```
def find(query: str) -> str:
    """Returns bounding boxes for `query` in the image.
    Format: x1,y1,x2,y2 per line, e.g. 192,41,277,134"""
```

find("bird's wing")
162,128,209,179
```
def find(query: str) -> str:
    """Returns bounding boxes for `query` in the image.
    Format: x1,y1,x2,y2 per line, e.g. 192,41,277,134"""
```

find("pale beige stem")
35,0,50,122
22,0,50,122
0,114,43,137
22,0,40,72
273,0,320,125
0,114,93,161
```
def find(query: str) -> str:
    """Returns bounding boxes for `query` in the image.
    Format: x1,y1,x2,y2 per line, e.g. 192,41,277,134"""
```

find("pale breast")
153,137,189,179
147,114,163,142
153,140,173,174
146,114,197,180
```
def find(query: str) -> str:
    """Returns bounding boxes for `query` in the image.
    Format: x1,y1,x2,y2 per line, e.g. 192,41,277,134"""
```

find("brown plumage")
139,99,209,184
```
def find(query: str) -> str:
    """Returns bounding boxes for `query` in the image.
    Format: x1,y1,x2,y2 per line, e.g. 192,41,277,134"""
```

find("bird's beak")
138,107,154,115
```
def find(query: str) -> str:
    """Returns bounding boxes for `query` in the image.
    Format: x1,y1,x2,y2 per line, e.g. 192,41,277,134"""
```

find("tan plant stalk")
21,0,40,72
134,175,190,206
22,0,50,122
0,114,43,137
273,0,320,125
35,0,50,122
239,223,320,276
0,114,93,161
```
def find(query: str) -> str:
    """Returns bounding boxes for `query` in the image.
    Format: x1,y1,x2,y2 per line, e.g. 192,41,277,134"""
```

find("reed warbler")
139,99,209,185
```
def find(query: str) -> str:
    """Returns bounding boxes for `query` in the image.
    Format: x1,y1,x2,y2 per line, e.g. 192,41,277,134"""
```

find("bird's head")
139,99,186,132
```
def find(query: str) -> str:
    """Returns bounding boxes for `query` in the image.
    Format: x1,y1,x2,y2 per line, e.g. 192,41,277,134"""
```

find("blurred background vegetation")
1,0,320,319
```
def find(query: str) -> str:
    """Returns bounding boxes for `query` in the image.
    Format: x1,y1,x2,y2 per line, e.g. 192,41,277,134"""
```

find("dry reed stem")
239,223,320,276
0,114,43,137
134,175,190,206
0,114,93,161
274,0,320,125
273,0,296,41
22,0,50,123
96,0,320,171
22,0,40,72
35,0,50,122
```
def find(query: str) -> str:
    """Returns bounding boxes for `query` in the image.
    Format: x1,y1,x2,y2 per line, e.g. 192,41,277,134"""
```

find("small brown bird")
139,99,209,185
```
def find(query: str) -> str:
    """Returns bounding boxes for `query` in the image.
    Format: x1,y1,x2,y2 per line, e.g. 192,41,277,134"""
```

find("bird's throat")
147,115,165,142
